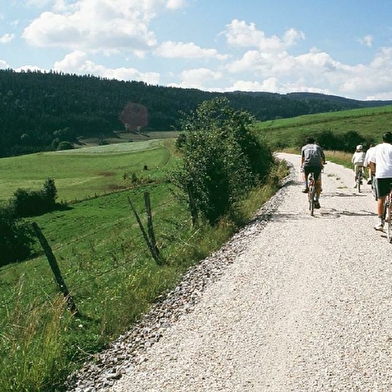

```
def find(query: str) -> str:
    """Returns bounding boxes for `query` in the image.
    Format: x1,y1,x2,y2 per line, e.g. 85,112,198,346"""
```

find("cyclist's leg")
303,166,311,191
354,164,361,186
375,178,389,230
313,167,322,200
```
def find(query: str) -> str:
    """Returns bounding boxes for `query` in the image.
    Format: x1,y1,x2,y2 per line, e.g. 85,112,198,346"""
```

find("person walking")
368,132,392,231
301,137,326,209
351,144,366,187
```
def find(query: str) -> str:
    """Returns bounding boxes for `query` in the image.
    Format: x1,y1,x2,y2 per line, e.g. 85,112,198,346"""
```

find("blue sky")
1,0,392,100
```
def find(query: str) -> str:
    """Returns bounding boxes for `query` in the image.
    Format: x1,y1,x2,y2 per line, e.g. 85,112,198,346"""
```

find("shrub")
172,97,274,225
11,179,58,218
57,141,74,150
0,206,34,266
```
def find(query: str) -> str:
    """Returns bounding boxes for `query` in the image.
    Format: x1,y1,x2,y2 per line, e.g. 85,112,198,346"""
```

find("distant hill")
1,68,391,157
285,92,392,109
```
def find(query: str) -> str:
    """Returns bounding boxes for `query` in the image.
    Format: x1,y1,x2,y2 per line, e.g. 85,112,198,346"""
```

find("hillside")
2,68,392,158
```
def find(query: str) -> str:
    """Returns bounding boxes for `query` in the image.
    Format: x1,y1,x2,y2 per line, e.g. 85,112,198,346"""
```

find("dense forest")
1,68,392,158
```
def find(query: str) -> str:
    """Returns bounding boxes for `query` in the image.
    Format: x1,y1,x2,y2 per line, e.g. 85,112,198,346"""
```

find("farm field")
254,104,392,148
0,138,176,203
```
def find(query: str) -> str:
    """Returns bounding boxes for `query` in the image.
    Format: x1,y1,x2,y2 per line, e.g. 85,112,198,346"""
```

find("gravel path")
69,153,392,391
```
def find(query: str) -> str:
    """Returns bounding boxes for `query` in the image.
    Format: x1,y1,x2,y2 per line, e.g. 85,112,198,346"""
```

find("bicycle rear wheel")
308,185,315,216
357,170,362,193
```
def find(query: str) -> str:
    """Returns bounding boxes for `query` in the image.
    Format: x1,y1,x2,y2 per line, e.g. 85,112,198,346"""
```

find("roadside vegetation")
0,98,286,391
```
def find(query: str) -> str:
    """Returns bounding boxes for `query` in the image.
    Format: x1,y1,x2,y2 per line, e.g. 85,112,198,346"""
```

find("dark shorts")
376,178,392,198
304,165,322,181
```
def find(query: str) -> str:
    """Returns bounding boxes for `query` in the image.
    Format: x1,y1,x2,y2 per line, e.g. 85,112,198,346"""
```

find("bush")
0,206,34,266
57,141,74,150
172,97,274,225
11,179,58,218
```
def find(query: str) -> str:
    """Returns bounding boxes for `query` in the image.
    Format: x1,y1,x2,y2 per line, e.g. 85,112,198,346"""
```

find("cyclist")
368,132,392,231
364,143,376,185
301,137,326,209
351,144,365,187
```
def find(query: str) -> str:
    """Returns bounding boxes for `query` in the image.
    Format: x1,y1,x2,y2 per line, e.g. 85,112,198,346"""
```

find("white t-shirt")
364,146,376,167
370,143,392,178
351,151,365,165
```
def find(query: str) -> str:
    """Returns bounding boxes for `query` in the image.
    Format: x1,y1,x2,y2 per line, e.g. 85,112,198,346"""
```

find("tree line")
2,69,389,158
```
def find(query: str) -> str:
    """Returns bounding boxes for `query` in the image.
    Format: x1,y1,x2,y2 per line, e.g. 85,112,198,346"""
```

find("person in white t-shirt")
364,143,376,185
369,132,392,231
351,144,365,187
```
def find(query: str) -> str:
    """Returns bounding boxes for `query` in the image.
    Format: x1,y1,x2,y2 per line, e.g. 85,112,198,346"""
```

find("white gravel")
90,153,392,391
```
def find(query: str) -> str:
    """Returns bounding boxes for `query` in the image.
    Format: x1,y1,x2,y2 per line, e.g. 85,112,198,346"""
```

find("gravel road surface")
70,153,392,391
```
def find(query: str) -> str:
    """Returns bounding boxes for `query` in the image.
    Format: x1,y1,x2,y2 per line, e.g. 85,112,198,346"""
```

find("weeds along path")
78,153,392,391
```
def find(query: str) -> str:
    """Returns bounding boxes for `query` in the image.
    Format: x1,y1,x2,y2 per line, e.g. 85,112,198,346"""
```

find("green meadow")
254,104,392,148
0,139,174,203
2,104,390,391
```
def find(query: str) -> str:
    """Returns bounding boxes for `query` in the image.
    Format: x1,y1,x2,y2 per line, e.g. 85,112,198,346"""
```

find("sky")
2,0,392,100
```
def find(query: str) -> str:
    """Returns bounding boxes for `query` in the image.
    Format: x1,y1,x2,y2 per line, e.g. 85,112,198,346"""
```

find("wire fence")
0,191,191,322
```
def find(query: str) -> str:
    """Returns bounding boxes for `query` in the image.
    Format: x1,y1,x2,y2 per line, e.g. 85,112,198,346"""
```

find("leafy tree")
57,141,74,150
0,206,34,266
11,179,59,217
173,97,273,225
43,178,57,208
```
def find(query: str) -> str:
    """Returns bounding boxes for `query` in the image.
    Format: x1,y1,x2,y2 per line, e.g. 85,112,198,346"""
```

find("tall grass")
0,291,73,392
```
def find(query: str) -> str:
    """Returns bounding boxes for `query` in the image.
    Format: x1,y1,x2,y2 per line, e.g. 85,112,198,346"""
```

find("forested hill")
1,68,392,157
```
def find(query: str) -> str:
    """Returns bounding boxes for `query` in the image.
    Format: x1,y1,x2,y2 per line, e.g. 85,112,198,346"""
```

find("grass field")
0,139,176,203
253,104,392,148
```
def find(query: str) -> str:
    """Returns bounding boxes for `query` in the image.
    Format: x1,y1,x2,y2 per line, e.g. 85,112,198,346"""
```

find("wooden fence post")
144,192,159,257
31,222,79,315
127,196,163,265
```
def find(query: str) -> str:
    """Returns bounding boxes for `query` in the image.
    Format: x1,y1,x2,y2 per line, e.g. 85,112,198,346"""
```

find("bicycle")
382,183,392,243
308,172,316,216
356,167,363,193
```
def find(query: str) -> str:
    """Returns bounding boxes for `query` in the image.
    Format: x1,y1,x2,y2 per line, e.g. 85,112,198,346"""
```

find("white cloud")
169,67,223,89
155,41,228,60
16,65,45,72
0,59,10,69
165,0,187,10
11,3,392,100
339,48,392,98
0,33,15,44
224,44,392,100
22,0,176,55
226,77,328,95
357,34,373,47
223,19,305,52
26,0,52,6
53,50,160,84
